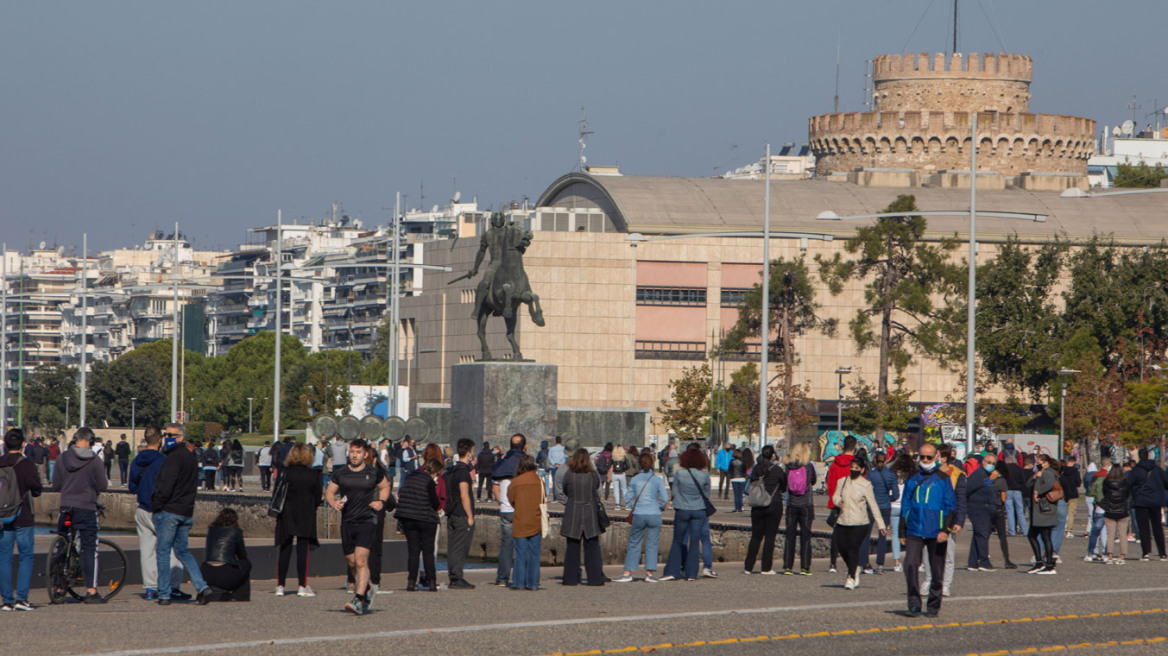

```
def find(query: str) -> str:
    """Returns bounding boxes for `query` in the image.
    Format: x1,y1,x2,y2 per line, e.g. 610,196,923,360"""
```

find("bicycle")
47,504,128,604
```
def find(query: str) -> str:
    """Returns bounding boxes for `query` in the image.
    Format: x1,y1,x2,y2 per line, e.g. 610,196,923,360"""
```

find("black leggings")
993,509,1012,563
836,523,870,579
200,560,251,601
1028,525,1054,567
477,475,493,500
277,537,310,588
1134,507,1167,558
744,505,782,572
401,518,437,587
783,504,814,571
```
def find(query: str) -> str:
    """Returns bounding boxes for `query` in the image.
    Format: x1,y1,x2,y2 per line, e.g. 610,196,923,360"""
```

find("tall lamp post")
130,397,137,443
64,396,70,429
834,366,852,434
247,397,255,434
1057,368,1080,458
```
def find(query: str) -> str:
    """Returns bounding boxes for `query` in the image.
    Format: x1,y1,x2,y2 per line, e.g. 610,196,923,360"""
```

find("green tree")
657,363,712,442
86,350,170,429
1113,161,1168,188
725,362,760,439
1118,378,1168,455
722,256,835,441
842,377,914,440
818,195,961,439
293,351,356,424
21,364,78,433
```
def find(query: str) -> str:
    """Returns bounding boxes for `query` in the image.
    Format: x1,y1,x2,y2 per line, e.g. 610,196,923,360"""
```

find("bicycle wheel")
45,536,75,604
93,539,129,601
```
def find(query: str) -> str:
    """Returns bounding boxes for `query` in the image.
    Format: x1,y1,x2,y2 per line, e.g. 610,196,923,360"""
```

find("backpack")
746,464,778,507
595,452,611,475
612,455,628,474
0,457,26,526
787,464,809,496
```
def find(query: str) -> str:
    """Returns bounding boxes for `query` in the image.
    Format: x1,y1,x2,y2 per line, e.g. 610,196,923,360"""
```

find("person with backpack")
227,439,245,492
610,445,629,511
595,443,614,503
899,442,956,618
201,442,220,491
0,428,43,611
743,445,786,575
782,441,817,575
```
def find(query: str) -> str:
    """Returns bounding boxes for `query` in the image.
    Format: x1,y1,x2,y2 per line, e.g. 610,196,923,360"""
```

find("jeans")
321,470,331,492
624,514,663,573
718,469,729,498
512,535,541,590
495,512,514,584
784,504,814,571
59,509,99,590
446,515,474,583
153,511,207,599
135,508,182,591
1087,510,1106,556
259,466,271,491
0,525,34,604
700,516,713,569
548,467,560,501
872,507,893,566
612,474,627,507
744,504,782,572
1006,490,1028,535
48,461,55,482
890,509,901,562
1049,499,1068,554
663,509,704,579
904,536,947,613
731,480,747,512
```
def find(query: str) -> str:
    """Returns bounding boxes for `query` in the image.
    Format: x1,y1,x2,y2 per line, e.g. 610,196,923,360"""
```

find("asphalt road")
4,531,1166,656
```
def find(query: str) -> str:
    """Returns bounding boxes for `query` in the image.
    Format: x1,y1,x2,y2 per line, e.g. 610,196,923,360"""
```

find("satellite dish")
431,205,439,213
383,416,406,442
312,415,337,439
352,218,363,229
1112,126,1122,137
360,414,384,440
404,417,429,442
1121,120,1136,136
452,191,461,203
338,415,361,440
39,241,46,250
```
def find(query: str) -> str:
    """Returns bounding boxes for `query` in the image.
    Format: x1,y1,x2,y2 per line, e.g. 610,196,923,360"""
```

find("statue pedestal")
450,362,558,448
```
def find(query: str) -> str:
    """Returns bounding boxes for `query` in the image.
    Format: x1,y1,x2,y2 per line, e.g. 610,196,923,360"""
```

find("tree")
1114,161,1168,188
293,351,355,424
657,363,712,442
1064,350,1126,464
21,364,78,433
725,362,760,439
722,256,835,441
841,377,914,441
86,350,169,429
818,195,961,439
1118,378,1168,455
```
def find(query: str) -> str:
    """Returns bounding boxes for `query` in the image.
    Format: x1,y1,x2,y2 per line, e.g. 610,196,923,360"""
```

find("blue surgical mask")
985,464,996,473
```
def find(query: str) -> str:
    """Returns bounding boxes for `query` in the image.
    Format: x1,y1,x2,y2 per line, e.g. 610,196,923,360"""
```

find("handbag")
539,481,550,538
267,471,288,518
746,465,779,508
597,499,611,532
826,478,845,527
1045,480,1064,503
687,470,717,517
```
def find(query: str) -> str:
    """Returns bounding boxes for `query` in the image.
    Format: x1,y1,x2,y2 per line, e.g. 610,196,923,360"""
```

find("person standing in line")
825,436,858,573
715,442,733,500
833,455,886,590
273,443,322,597
861,450,899,575
1004,452,1030,536
257,441,273,492
394,457,442,592
661,447,710,582
0,429,43,611
560,448,605,586
326,438,390,615
115,434,132,487
727,449,748,513
444,439,477,590
508,455,544,591
128,426,185,601
899,443,956,618
743,445,786,575
782,442,818,576
1025,454,1060,574
53,427,111,604
491,433,526,588
1098,464,1132,564
475,441,496,502
965,454,999,571
1127,447,1168,561
547,436,566,502
616,451,669,583
149,423,213,606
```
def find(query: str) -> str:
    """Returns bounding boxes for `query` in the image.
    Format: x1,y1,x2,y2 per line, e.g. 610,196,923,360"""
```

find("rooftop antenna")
834,31,841,113
1127,96,1143,125
419,179,425,212
577,107,593,172
952,0,959,54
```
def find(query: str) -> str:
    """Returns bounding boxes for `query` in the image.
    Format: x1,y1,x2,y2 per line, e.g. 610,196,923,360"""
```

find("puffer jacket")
1099,478,1131,519
832,474,886,530
867,466,899,510
727,457,748,479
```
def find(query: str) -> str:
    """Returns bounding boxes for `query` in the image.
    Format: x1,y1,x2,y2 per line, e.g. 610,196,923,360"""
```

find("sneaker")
170,589,192,601
1054,554,1062,563
274,586,286,596
644,574,659,583
782,569,794,575
1036,566,1057,575
13,601,34,611
614,575,634,583
799,569,813,576
893,564,903,573
760,570,778,576
875,566,884,575
742,570,753,575
196,587,214,605
924,610,939,618
905,606,921,618
828,566,837,573
157,598,172,606
0,604,13,611
494,580,509,587
862,567,875,575
1083,555,1097,562
966,566,980,572
449,579,476,590
1065,531,1074,538
942,588,951,597
1004,561,1018,569
854,571,861,587
658,575,677,582
344,596,366,615
978,565,996,572
1160,556,1168,562
83,593,107,604
297,586,315,598
144,589,158,601
844,578,856,590
1142,554,1151,561
700,568,718,578
1025,564,1045,574
367,584,379,606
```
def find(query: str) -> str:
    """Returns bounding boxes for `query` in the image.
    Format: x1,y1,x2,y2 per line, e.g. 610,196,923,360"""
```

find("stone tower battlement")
809,52,1093,183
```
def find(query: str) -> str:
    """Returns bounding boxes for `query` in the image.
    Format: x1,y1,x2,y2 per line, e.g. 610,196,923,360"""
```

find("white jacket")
832,475,887,530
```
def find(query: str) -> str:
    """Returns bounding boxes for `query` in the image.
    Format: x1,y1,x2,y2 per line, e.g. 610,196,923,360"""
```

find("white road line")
72,585,1168,656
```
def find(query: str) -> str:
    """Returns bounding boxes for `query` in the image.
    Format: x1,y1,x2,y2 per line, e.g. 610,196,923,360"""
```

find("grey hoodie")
52,446,108,511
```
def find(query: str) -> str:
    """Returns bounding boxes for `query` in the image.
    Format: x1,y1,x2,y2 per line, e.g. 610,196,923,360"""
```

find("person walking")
923,447,967,597
1098,464,1132,564
115,435,132,487
508,455,544,591
199,509,251,602
444,439,476,590
1025,454,1060,574
833,455,886,589
783,442,818,575
825,436,858,573
257,441,273,492
661,447,710,582
616,451,669,583
326,438,390,615
128,426,184,601
715,443,733,499
560,448,605,586
0,429,42,611
899,443,956,618
53,427,112,604
861,451,898,574
395,458,443,592
965,454,999,571
1127,448,1168,561
150,423,214,606
743,445,786,575
727,449,748,513
273,443,322,597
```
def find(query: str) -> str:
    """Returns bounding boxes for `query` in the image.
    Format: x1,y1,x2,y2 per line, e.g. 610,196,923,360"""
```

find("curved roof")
536,172,1168,245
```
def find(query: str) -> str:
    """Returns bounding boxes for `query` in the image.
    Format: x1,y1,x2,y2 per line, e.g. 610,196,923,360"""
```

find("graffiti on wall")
818,429,897,464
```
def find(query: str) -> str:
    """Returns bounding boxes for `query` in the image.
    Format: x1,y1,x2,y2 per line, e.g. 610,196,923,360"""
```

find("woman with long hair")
611,445,629,511
783,442,818,575
416,443,447,588
661,447,711,581
743,445,786,574
201,508,251,601
1099,463,1132,564
1026,454,1060,574
561,448,605,586
273,443,322,597
865,451,898,574
831,455,886,589
616,451,669,582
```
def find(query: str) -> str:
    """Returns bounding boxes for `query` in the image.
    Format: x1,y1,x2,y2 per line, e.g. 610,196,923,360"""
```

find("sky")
1,0,1165,253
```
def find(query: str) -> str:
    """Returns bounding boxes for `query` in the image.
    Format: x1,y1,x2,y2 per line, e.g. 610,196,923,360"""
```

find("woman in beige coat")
831,455,886,590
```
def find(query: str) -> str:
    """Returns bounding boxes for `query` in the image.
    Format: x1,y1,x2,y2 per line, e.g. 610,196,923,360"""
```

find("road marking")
963,637,1167,656
68,587,1168,656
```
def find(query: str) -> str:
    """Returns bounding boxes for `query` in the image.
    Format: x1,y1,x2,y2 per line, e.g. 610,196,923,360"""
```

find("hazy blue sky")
2,1,1164,252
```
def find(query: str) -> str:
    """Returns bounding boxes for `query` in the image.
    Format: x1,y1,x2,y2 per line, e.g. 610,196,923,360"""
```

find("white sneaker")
844,578,856,590
942,588,951,597
614,575,634,583
644,574,659,583
658,575,676,582
854,571,861,587
700,568,718,578
297,586,315,597
760,570,778,576
893,564,903,573
1083,555,1096,562
273,586,286,596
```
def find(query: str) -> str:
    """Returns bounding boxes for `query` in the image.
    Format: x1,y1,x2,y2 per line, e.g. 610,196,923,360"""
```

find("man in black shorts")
325,438,390,615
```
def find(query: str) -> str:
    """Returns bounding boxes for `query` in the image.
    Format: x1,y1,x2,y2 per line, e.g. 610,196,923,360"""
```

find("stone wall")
872,53,1032,114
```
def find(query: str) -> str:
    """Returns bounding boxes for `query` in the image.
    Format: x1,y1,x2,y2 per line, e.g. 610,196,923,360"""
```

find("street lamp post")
131,397,137,442
64,396,70,429
834,366,852,434
1058,368,1080,458
247,397,254,434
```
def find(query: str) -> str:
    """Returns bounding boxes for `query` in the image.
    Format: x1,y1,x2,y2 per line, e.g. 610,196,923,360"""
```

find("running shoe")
658,575,677,582
828,566,837,573
1036,566,1057,575
760,570,778,576
13,601,34,611
644,574,659,583
274,586,286,596
843,578,856,590
298,586,316,597
1025,564,1045,574
344,596,367,615
700,568,718,578
782,569,794,575
614,575,634,583
0,604,12,611
799,569,813,576
978,565,996,572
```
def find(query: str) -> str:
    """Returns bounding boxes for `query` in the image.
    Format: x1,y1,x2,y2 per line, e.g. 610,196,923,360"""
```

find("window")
635,340,706,361
720,288,750,308
636,286,706,306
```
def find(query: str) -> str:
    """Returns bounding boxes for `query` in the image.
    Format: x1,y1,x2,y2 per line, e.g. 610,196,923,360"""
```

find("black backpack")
595,452,610,475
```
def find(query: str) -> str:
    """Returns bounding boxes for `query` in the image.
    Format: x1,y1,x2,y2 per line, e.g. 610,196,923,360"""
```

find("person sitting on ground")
200,508,251,601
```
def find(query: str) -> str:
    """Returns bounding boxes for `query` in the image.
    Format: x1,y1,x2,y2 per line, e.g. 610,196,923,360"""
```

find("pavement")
5,529,1168,656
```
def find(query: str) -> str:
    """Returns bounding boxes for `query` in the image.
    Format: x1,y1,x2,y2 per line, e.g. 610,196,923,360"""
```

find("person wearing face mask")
922,447,967,598
965,454,999,571
898,443,956,618
831,455,886,590
1025,454,1060,574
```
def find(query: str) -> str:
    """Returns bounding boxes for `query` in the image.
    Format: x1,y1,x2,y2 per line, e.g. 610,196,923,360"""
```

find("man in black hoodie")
52,427,108,603
1127,448,1168,560
150,423,213,606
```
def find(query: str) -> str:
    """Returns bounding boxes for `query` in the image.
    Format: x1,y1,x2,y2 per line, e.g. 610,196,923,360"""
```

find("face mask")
850,471,862,479
920,461,937,472
163,437,177,452
985,464,995,473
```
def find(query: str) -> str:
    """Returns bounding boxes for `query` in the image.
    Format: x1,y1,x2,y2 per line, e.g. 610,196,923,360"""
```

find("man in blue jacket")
714,443,733,499
899,442,956,618
128,427,185,601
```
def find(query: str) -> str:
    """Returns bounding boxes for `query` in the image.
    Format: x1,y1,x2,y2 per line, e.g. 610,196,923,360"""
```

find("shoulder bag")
826,478,846,527
539,480,550,538
267,470,288,518
625,473,651,523
687,470,717,517
746,464,779,508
